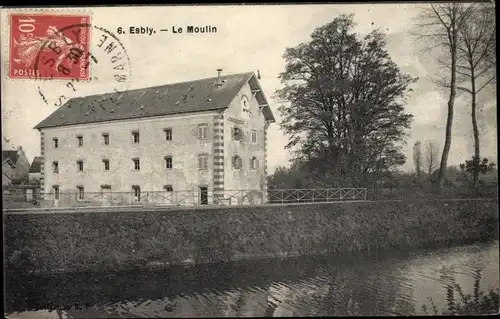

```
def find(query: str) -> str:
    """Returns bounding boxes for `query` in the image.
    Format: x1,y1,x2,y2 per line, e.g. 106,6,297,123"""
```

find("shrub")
422,269,499,315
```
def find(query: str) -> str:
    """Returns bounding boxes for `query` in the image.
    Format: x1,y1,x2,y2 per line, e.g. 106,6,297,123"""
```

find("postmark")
34,22,133,112
9,13,91,80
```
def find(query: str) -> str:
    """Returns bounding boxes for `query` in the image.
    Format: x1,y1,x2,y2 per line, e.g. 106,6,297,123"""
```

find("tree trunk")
470,72,480,194
437,30,458,192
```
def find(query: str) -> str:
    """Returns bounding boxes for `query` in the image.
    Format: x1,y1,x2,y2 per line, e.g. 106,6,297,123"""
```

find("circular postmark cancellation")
9,13,133,111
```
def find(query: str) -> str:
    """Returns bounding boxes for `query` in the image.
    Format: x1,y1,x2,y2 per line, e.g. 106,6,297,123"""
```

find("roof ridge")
70,71,255,101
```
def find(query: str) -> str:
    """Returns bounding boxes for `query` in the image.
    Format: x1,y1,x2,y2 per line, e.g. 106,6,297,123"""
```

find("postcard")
2,4,498,318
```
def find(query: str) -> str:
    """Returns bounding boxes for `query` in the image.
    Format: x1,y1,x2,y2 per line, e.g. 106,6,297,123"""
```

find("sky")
1,4,497,173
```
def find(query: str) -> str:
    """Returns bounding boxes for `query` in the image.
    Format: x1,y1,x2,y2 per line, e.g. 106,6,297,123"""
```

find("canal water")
5,241,499,318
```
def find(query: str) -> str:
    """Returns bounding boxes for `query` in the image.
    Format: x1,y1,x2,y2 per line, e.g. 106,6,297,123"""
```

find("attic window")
132,131,140,144
241,96,250,119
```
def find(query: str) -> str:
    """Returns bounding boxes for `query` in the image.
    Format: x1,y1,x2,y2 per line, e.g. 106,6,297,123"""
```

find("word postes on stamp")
9,13,91,80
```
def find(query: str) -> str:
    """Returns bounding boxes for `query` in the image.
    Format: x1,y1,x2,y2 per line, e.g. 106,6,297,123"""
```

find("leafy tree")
459,156,496,190
275,14,416,187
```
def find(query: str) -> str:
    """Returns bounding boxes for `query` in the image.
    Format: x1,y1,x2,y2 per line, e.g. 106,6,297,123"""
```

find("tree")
425,141,439,177
413,141,422,179
459,157,496,190
275,14,416,187
414,4,474,191
456,4,496,189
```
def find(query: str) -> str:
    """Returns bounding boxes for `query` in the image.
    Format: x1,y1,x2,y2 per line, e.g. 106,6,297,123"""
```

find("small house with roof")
34,70,275,206
2,146,31,187
28,156,43,183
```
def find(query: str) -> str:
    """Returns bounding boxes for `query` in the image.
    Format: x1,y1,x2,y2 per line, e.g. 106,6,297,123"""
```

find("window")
165,156,173,169
103,159,110,171
164,185,173,192
132,185,141,202
251,130,257,144
53,138,59,148
251,156,259,170
102,133,109,145
132,131,140,144
52,161,59,174
241,96,250,119
164,128,172,141
198,154,208,170
77,186,84,200
198,124,208,140
77,135,83,147
232,155,243,169
232,127,243,141
77,160,83,172
133,158,140,170
52,185,59,200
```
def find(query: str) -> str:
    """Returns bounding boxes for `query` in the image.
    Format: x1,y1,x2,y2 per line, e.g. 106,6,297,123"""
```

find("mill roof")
35,71,275,129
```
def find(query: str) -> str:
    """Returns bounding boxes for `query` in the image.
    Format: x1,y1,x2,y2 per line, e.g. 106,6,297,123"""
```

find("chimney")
17,145,24,154
216,69,223,88
257,70,261,80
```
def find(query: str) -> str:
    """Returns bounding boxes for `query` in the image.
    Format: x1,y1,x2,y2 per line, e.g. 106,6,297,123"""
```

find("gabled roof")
29,156,43,173
2,150,19,166
35,72,275,129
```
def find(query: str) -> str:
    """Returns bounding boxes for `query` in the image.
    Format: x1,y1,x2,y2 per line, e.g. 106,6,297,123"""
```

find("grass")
4,199,499,275
422,269,500,315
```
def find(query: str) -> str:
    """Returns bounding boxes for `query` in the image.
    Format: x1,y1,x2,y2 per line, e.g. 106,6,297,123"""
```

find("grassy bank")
4,199,498,275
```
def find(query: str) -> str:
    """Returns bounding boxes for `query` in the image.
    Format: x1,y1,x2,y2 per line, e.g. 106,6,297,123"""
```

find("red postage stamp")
9,13,91,80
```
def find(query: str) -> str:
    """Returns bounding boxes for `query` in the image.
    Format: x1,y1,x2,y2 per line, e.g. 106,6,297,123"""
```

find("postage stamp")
9,13,91,80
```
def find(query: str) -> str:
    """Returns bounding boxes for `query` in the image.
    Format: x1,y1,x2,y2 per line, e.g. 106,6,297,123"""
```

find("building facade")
2,146,31,187
35,71,275,206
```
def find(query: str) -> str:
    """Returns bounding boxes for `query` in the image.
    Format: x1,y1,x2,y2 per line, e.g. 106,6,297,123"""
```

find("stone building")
34,70,275,206
2,146,31,187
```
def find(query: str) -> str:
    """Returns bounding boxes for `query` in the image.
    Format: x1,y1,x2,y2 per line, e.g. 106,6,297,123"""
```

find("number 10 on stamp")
9,13,91,80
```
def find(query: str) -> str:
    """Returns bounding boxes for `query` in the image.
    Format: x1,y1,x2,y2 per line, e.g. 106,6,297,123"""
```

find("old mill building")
34,70,275,206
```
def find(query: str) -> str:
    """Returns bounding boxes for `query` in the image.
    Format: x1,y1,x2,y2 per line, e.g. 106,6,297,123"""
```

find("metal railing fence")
3,187,367,209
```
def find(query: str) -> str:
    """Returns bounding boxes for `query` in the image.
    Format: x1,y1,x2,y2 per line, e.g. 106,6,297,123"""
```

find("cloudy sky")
1,4,497,173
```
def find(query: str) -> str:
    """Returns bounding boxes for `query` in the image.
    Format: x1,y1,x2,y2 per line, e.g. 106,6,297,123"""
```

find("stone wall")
4,199,498,275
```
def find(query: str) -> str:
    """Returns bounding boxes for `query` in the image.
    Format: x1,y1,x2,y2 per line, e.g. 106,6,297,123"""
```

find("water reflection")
5,241,499,318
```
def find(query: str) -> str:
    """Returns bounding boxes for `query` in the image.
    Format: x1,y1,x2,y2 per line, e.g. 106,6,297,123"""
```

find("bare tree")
456,4,496,190
425,141,439,177
413,3,474,192
413,141,422,179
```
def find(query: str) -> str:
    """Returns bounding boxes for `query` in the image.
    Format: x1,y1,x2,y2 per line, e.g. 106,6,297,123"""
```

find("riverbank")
4,199,498,275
